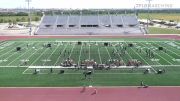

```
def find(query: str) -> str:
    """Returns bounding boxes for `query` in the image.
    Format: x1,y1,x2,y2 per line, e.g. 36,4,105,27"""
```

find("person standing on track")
80,85,86,93
94,88,97,94
91,87,98,95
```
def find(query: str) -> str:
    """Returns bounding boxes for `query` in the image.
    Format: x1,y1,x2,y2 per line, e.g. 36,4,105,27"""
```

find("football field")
0,38,180,86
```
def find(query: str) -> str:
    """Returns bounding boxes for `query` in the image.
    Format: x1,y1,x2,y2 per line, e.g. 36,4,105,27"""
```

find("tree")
34,17,40,21
21,17,26,22
4,20,7,23
8,19,12,25
13,20,17,25
35,12,43,16
16,18,20,22
16,12,28,16
0,19,4,23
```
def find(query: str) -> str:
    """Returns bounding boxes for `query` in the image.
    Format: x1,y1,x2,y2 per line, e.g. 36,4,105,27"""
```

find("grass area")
149,27,180,34
0,38,180,87
139,13,180,21
1,67,180,87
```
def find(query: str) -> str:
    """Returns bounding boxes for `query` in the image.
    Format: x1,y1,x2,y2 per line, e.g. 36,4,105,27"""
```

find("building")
35,14,145,35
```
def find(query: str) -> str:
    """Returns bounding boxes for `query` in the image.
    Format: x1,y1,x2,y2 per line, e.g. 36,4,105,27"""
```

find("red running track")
0,87,180,101
0,35,180,41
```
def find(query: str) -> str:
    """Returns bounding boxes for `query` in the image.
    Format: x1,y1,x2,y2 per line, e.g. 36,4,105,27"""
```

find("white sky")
0,0,179,9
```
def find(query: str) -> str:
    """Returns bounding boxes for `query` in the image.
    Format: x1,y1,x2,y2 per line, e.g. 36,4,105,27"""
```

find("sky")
0,0,179,9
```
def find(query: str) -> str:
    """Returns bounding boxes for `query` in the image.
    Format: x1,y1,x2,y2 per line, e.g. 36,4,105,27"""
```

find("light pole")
147,0,152,28
26,0,32,35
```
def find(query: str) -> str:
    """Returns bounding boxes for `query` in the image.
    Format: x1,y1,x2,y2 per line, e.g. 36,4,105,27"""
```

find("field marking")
30,47,49,66
22,72,143,75
0,41,6,46
141,42,173,65
0,43,26,66
125,42,157,73
43,43,60,66
2,86,180,88
113,46,125,63
121,43,133,60
0,42,15,53
10,40,175,43
22,68,29,74
125,42,151,66
148,43,174,65
78,44,83,66
158,42,180,57
54,43,68,66
150,65,180,67
105,47,112,60
69,43,76,58
174,42,180,45
2,65,180,68
0,42,25,59
8,42,38,65
21,43,43,66
89,42,91,60
139,43,162,66
97,45,102,64
153,42,177,59
7,43,35,66
0,66,28,68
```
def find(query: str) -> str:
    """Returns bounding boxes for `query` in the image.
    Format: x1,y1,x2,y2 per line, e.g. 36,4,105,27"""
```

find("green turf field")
139,13,180,21
148,27,180,34
0,38,180,87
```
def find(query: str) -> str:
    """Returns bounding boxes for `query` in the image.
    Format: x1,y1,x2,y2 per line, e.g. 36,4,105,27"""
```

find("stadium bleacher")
35,15,145,35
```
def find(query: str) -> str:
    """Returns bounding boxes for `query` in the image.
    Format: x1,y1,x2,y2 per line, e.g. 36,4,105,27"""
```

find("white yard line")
150,65,180,67
30,48,49,66
124,42,157,73
139,43,162,65
121,43,133,59
0,66,27,68
148,43,173,65
1,65,180,68
153,42,177,59
174,42,180,45
22,68,29,74
54,43,68,66
0,43,25,58
78,44,83,66
97,45,102,64
43,44,60,66
69,43,76,58
155,42,180,57
155,53,173,65
23,72,143,75
0,42,15,53
21,50,40,74
22,44,42,66
0,43,26,66
89,42,91,60
2,86,180,88
113,46,124,63
0,41,6,46
150,67,158,73
7,44,35,66
11,40,173,43
105,47,112,60
125,42,150,66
